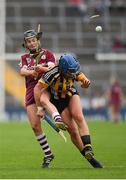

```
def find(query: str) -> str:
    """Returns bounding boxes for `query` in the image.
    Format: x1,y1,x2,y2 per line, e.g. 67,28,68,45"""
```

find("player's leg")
34,84,66,130
61,108,84,151
26,104,54,168
111,104,120,122
40,90,67,130
114,105,120,122
68,94,103,168
109,104,115,122
69,94,89,136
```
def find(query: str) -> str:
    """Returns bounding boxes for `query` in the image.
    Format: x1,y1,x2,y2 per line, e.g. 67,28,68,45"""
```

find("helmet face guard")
65,71,77,79
22,29,43,52
59,54,80,78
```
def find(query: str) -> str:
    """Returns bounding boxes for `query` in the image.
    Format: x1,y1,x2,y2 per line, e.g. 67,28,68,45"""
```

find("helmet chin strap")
29,41,41,54
29,48,38,54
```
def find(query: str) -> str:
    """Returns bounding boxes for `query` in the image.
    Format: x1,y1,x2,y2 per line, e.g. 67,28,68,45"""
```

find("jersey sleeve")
39,66,59,87
38,79,49,88
19,55,28,68
76,72,87,81
46,50,56,65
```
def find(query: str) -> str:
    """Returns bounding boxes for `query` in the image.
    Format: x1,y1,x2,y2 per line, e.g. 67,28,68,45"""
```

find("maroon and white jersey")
109,82,122,105
19,48,56,106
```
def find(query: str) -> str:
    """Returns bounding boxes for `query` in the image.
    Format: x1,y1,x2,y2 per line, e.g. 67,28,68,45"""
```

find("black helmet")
22,29,43,48
24,29,42,40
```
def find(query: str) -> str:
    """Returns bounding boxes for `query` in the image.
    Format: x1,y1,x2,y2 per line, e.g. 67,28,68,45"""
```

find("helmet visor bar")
24,30,37,40
65,71,77,79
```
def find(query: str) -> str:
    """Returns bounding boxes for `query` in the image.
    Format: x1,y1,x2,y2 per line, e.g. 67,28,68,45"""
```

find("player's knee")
67,125,79,138
40,97,48,107
73,113,83,122
31,122,41,133
73,114,86,128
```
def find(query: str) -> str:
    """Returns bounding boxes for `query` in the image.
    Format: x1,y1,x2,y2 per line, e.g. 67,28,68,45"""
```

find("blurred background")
0,0,126,121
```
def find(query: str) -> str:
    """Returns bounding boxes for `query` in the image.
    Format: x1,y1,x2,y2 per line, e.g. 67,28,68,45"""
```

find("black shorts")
50,92,78,114
50,96,70,114
48,85,79,114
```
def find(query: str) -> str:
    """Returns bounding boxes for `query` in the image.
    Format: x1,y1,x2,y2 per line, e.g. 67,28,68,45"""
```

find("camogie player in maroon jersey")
107,77,122,122
19,29,62,168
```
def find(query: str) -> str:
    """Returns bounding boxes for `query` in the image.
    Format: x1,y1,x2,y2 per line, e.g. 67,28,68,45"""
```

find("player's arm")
34,66,53,105
76,72,90,88
34,50,56,73
19,55,38,78
34,67,57,115
20,65,38,78
34,80,48,117
33,63,55,73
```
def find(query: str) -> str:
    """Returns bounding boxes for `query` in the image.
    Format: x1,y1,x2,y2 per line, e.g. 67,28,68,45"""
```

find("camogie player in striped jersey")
34,54,103,168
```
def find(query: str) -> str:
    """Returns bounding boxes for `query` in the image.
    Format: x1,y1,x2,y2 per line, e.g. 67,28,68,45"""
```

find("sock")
36,134,53,157
52,112,62,122
81,135,91,146
80,135,92,156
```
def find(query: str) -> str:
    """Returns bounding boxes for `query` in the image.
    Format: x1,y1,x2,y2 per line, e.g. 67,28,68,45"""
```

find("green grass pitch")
0,120,126,179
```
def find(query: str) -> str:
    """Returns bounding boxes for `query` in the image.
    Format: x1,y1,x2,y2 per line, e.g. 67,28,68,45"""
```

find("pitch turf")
0,120,126,179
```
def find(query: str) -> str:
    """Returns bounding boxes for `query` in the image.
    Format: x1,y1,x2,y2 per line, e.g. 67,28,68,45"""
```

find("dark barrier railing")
83,107,126,121
5,107,126,121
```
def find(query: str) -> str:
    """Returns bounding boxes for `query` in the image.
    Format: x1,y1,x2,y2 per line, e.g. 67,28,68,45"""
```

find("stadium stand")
5,0,126,119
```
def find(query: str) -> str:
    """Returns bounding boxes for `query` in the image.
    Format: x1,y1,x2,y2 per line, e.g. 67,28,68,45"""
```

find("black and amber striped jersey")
39,66,85,99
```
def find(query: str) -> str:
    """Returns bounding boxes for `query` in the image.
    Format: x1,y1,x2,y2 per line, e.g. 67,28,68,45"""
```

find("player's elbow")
20,69,24,76
20,68,27,76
